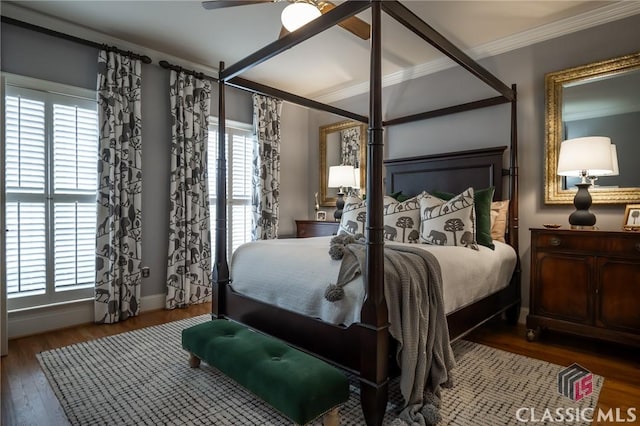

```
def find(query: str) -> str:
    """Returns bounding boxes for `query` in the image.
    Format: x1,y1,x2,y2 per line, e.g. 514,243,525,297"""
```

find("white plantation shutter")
230,132,252,252
5,91,48,298
4,78,98,308
54,203,97,291
207,119,254,258
5,95,46,193
53,104,98,193
5,202,47,296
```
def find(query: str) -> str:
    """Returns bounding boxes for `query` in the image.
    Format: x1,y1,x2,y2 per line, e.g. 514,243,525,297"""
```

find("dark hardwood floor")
2,306,639,425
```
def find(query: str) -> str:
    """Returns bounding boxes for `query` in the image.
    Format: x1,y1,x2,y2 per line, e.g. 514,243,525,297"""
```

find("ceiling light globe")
281,2,321,32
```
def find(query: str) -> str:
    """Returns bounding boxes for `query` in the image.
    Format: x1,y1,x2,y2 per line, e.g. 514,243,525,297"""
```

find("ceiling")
4,1,640,102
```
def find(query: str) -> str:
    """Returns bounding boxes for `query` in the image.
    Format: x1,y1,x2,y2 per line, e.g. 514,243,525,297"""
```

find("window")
4,75,98,310
207,119,254,257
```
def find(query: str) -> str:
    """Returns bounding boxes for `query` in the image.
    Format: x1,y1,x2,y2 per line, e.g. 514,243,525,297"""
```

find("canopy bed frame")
211,2,519,424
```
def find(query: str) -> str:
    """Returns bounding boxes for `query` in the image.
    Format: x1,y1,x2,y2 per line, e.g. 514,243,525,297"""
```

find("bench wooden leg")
188,353,201,368
323,407,340,426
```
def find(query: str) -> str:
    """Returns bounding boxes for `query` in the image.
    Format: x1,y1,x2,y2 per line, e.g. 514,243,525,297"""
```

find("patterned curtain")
95,50,143,324
166,71,212,309
340,126,361,167
252,94,283,240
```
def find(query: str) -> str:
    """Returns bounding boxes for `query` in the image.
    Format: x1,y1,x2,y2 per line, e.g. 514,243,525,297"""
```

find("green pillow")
432,187,495,250
390,191,410,202
364,191,411,202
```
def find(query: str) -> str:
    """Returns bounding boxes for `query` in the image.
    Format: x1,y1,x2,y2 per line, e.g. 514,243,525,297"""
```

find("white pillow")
419,187,478,250
490,200,510,243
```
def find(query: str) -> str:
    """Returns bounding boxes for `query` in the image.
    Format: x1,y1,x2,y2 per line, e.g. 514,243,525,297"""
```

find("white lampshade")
281,2,321,32
610,144,619,176
328,165,356,189
354,167,360,188
557,136,614,177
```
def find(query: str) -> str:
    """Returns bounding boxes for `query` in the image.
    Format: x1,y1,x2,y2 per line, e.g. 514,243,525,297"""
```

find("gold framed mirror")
545,51,640,204
319,120,367,207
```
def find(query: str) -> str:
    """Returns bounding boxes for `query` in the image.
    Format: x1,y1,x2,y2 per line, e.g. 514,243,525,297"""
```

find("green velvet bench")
182,319,350,425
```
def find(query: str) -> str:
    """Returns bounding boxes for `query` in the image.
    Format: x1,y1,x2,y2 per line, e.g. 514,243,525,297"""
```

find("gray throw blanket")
327,241,456,425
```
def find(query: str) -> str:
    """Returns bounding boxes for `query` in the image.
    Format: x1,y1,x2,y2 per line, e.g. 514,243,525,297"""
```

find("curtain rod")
1,16,152,64
158,60,218,82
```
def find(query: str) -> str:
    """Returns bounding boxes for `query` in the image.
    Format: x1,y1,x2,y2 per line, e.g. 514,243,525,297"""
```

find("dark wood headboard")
384,146,508,200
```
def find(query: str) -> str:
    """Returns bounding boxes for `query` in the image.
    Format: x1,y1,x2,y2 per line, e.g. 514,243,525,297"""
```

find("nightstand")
527,228,640,347
295,220,339,238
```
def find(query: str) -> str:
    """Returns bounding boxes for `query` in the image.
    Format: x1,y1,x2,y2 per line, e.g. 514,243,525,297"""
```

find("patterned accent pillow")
338,196,367,235
338,196,405,236
432,187,495,250
382,193,426,243
419,187,478,250
490,200,510,243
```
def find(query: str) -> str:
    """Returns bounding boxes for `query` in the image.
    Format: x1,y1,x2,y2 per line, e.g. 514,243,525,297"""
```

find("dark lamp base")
334,192,345,221
568,183,596,228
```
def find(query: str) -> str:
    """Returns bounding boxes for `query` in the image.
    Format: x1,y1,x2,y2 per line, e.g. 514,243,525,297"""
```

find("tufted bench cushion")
182,319,350,425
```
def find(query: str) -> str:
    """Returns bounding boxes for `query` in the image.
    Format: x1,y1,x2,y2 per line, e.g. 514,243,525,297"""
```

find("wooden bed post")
505,83,521,324
212,61,229,319
359,2,389,425
509,83,519,251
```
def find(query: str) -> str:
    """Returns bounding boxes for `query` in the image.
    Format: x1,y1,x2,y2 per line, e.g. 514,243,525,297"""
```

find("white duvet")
229,236,517,327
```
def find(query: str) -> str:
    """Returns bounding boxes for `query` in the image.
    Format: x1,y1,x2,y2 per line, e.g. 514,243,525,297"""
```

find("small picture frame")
622,204,640,231
316,210,327,221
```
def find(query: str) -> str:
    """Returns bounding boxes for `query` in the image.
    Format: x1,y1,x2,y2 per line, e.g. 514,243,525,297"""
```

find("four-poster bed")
211,1,520,424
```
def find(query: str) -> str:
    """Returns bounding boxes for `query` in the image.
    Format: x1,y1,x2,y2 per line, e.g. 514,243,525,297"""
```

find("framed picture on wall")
622,204,640,231
316,211,327,221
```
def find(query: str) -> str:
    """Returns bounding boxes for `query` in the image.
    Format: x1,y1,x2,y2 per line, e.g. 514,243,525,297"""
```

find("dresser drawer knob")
550,237,561,246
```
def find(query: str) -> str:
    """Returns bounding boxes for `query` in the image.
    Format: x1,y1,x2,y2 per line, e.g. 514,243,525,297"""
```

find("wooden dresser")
295,220,339,238
527,228,640,347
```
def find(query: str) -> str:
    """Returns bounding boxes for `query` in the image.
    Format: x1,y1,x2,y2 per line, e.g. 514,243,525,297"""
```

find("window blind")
207,120,254,258
4,79,98,307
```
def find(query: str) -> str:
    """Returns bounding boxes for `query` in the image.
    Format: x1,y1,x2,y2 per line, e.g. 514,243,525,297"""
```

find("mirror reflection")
319,120,367,207
562,69,640,189
544,51,640,204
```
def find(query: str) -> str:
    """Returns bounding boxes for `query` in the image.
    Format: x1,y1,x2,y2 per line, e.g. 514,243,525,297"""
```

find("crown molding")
314,1,640,104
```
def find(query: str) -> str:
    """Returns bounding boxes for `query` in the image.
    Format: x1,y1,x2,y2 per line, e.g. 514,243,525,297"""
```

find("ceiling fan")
201,0,371,40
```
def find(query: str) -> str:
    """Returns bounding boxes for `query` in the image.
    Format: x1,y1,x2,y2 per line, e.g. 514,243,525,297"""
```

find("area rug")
37,315,603,425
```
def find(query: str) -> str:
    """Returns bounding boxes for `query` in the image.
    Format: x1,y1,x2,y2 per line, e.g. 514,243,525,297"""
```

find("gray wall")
1,21,310,301
312,13,640,308
280,102,312,236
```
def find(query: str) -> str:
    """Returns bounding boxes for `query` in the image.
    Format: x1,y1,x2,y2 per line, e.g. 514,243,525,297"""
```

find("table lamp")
557,136,614,229
328,165,356,221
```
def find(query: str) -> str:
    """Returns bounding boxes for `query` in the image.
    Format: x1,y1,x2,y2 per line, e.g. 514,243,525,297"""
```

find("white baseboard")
8,293,167,339
141,293,167,312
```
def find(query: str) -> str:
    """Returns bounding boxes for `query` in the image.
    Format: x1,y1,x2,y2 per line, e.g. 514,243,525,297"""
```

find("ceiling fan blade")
318,1,370,40
201,0,272,10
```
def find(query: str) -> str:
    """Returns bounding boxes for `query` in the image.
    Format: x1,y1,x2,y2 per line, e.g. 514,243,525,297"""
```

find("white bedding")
229,236,517,326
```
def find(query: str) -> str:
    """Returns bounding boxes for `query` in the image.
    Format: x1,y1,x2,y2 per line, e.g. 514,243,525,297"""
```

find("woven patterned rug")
37,315,602,425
